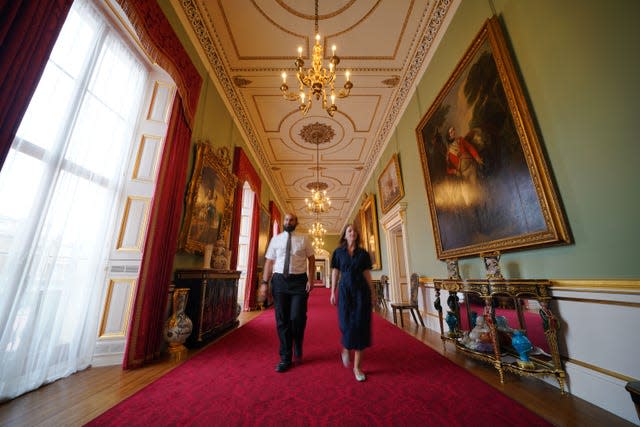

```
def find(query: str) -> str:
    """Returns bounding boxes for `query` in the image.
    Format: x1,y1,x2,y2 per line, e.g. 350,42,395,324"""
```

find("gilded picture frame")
415,16,570,259
359,193,381,270
377,153,405,214
180,143,238,254
256,204,271,269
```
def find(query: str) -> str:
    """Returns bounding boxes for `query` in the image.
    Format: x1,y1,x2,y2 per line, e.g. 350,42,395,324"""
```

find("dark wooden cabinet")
174,269,241,347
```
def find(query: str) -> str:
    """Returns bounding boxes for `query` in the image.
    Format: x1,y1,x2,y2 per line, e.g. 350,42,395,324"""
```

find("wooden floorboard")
0,308,635,427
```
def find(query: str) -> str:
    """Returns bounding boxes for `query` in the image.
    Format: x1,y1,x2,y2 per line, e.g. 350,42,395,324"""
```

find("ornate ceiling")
169,0,458,233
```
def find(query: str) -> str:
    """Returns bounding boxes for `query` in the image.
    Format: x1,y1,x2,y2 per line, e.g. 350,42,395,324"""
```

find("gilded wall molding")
551,279,640,292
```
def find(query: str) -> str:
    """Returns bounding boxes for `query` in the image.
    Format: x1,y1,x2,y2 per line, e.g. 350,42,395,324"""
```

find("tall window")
0,0,148,400
236,182,256,309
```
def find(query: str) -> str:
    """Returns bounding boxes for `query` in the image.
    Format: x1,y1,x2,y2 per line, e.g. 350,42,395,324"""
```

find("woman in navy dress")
330,224,375,382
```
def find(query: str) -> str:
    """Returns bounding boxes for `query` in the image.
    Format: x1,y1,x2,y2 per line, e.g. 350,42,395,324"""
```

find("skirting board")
91,353,124,367
552,360,637,424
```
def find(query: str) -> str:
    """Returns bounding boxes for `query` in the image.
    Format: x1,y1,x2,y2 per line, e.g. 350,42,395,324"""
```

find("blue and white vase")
511,330,534,368
470,311,478,328
445,311,458,336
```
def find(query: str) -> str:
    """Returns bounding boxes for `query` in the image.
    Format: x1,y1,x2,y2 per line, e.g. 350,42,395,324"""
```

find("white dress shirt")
265,231,314,275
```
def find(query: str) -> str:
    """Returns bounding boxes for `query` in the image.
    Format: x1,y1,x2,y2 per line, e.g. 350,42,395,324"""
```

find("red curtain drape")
123,96,191,369
0,0,73,170
114,0,201,128
269,201,282,236
230,147,262,311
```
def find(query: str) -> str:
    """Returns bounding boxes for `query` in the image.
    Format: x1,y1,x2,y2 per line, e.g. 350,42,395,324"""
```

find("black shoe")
275,361,291,373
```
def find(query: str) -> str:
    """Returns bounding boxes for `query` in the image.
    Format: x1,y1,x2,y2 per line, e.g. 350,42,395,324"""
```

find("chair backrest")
410,273,420,305
380,275,389,301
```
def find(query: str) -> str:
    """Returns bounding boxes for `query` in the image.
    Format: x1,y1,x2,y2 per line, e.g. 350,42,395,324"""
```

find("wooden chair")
375,275,389,312
390,273,425,327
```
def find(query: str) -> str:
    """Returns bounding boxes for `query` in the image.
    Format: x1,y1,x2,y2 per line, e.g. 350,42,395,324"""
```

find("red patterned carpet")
87,288,552,426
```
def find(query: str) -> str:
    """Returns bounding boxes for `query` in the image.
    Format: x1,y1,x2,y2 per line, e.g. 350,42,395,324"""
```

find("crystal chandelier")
280,0,352,117
312,235,325,250
308,216,326,239
309,213,326,249
305,142,331,214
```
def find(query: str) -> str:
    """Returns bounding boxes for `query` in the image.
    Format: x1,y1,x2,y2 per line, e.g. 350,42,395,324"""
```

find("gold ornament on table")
446,258,461,280
212,239,229,270
481,251,503,279
280,0,352,116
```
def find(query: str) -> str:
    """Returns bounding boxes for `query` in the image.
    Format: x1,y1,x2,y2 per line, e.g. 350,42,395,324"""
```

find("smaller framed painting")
256,204,271,268
377,153,405,214
359,193,381,270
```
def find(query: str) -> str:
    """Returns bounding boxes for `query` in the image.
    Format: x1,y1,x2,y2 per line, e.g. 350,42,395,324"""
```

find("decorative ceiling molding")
175,0,458,232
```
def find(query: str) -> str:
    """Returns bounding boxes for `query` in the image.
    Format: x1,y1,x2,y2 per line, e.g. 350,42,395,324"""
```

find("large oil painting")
415,17,570,259
180,143,238,254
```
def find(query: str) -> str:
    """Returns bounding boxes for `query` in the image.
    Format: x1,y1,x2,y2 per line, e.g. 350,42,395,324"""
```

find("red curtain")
230,148,262,311
123,96,191,369
269,201,282,236
0,0,73,170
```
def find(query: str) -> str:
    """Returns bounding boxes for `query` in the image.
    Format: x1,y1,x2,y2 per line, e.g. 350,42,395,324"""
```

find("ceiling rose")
306,181,328,191
299,122,335,145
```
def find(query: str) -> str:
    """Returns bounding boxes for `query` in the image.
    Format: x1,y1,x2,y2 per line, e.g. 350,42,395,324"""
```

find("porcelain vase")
163,288,193,360
445,311,458,336
511,330,534,368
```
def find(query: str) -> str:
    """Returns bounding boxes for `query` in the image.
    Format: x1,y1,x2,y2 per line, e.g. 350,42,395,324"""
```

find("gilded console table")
433,278,565,393
174,269,241,347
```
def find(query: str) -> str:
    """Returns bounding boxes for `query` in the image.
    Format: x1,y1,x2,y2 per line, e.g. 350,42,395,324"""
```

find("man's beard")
284,224,296,232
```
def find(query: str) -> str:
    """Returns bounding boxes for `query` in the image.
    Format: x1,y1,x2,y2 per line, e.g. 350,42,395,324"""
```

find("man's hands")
257,282,268,303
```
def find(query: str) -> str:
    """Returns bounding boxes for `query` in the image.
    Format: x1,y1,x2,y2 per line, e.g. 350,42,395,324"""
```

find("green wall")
370,0,640,280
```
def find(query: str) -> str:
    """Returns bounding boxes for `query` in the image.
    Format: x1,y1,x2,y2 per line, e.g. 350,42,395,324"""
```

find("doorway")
235,181,255,308
381,202,411,303
314,248,330,287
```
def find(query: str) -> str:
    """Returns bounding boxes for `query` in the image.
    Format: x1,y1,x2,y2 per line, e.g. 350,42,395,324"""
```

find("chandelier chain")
305,141,331,214
314,0,319,35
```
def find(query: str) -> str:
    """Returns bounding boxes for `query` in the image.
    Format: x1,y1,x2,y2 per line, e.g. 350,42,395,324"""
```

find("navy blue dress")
331,246,373,350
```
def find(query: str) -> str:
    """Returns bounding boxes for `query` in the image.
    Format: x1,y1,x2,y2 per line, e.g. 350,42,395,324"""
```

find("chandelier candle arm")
279,0,352,117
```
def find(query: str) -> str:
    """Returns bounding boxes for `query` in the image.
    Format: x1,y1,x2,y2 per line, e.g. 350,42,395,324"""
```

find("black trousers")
271,273,308,363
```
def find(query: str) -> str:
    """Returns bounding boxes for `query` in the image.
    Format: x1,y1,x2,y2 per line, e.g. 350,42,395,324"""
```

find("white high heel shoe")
353,368,366,382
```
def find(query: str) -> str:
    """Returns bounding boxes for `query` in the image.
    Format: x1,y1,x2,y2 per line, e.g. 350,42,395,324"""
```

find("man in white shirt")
262,212,315,372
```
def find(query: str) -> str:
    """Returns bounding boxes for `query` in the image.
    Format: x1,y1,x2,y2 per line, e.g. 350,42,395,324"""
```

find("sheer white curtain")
0,0,147,400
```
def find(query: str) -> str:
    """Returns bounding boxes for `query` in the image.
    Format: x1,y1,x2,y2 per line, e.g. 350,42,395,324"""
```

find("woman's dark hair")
339,224,360,249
